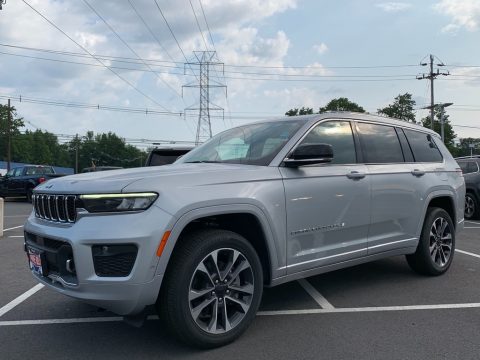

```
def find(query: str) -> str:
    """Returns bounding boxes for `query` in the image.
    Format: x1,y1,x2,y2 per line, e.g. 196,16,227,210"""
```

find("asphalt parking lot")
1,200,480,359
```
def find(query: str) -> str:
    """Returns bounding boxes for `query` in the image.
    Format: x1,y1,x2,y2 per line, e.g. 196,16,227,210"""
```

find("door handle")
346,171,366,180
411,169,425,177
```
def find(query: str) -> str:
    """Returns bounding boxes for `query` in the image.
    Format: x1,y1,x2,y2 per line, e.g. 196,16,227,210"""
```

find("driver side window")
300,121,356,164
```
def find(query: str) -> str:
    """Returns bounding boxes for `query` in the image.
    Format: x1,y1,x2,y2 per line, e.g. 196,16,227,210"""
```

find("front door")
280,120,371,274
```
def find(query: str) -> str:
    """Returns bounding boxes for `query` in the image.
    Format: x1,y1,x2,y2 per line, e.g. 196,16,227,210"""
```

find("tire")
157,229,263,348
464,192,478,220
406,207,455,276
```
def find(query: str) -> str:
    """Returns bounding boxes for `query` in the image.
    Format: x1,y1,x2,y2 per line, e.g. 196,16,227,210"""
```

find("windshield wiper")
184,160,221,163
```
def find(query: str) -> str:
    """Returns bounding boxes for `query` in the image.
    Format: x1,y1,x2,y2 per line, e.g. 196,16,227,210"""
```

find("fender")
155,203,284,283
416,189,457,239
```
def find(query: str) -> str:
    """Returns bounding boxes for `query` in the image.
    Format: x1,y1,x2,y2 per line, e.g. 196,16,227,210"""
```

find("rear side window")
403,129,443,163
459,161,479,174
300,121,356,164
356,123,404,163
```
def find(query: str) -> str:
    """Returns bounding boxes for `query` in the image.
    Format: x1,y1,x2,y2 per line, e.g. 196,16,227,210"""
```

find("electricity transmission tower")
416,54,449,130
183,51,226,145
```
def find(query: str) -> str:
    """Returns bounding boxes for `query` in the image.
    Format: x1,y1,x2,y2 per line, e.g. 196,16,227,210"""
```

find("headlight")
79,193,158,213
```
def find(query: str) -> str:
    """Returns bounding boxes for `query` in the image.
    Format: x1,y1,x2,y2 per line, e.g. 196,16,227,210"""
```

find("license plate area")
27,246,48,276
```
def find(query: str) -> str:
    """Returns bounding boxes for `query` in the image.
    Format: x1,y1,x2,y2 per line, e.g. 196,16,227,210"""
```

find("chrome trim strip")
368,238,417,250
287,248,367,269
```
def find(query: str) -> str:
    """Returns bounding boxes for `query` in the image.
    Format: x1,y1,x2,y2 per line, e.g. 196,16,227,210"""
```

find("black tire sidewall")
465,193,478,220
418,208,455,274
163,229,263,348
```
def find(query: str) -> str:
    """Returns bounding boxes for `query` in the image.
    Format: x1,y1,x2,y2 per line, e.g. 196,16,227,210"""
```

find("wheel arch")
419,191,457,236
156,204,281,286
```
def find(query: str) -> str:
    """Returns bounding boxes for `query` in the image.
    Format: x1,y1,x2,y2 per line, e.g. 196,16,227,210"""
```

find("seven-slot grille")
33,194,77,223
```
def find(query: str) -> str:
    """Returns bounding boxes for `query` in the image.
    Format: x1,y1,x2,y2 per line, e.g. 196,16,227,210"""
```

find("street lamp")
421,102,453,143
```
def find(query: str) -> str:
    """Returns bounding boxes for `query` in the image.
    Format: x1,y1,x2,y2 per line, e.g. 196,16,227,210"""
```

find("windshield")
178,120,305,166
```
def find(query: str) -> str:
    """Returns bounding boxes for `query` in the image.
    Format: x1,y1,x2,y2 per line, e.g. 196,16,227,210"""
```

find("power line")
127,0,176,64
189,0,209,51
20,0,170,110
82,0,183,99
0,94,181,116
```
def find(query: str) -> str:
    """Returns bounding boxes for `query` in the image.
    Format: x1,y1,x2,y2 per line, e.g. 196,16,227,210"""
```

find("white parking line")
465,220,480,224
457,249,480,259
8,236,24,238
257,302,480,316
0,284,44,318
2,302,480,326
297,279,334,310
3,225,24,232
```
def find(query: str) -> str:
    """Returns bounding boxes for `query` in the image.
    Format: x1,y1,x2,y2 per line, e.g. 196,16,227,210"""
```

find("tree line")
284,93,472,156
0,104,148,172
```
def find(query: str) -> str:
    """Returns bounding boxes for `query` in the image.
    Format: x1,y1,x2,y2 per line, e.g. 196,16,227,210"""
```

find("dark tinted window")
468,161,479,173
458,162,468,173
403,129,443,162
300,121,356,164
357,123,404,163
397,128,414,162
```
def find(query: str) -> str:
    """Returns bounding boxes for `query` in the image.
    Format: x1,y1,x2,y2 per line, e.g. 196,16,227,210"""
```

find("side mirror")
284,143,333,167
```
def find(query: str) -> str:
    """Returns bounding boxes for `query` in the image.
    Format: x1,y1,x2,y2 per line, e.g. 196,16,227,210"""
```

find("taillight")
38,177,46,183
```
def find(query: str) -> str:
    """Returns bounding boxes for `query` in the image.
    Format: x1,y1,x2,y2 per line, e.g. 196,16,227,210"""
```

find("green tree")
377,93,416,122
421,109,456,152
0,103,25,162
319,98,365,113
285,107,314,116
455,138,480,157
66,131,148,172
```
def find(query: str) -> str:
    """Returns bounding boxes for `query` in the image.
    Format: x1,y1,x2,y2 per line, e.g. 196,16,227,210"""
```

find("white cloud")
376,2,412,12
435,0,480,33
313,43,328,55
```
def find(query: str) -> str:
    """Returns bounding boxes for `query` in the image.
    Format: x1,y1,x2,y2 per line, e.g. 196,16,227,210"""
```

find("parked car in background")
0,165,66,201
25,113,464,347
145,146,194,166
81,166,123,173
456,156,480,219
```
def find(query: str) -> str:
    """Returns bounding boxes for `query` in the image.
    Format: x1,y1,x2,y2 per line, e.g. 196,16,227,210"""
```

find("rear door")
355,122,421,254
281,120,370,274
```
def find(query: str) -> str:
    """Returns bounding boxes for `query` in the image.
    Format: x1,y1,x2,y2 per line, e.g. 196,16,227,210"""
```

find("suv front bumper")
24,205,173,315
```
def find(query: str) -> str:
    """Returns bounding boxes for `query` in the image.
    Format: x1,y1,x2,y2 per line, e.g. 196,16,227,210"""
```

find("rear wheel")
406,207,455,276
465,193,478,220
157,229,263,348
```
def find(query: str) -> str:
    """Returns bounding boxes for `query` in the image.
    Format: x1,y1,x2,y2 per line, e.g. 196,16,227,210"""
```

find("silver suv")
25,113,465,347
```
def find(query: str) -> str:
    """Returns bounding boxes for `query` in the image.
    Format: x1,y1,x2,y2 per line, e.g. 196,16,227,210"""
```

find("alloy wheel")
465,195,475,219
429,217,453,267
188,248,254,334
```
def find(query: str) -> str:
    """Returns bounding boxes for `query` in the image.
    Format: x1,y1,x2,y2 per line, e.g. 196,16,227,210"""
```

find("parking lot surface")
1,200,480,359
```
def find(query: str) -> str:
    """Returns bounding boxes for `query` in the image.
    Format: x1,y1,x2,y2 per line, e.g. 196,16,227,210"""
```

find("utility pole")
183,51,226,145
417,54,449,130
7,98,11,171
74,134,79,174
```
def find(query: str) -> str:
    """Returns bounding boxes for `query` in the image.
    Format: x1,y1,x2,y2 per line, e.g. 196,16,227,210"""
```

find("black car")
145,146,194,166
456,156,480,219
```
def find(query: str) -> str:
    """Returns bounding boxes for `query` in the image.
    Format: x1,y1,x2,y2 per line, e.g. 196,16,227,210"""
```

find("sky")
0,0,479,147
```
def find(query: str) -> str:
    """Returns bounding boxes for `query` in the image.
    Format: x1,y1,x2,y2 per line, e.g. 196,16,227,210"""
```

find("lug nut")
226,290,230,294
212,291,216,296
215,280,219,284
219,297,223,302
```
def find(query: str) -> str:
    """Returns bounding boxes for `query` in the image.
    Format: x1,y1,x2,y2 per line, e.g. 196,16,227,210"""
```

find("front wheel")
157,229,263,348
406,207,455,276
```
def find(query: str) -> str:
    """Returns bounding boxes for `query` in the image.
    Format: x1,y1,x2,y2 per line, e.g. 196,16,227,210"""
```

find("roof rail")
454,155,480,160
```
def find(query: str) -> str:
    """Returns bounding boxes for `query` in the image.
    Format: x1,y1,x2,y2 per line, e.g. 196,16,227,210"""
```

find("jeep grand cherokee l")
25,113,465,348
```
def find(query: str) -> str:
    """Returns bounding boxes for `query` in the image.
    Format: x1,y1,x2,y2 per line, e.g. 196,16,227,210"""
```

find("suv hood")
33,163,276,194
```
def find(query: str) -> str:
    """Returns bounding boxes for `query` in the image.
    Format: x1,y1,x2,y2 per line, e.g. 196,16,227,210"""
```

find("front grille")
92,245,138,277
33,194,77,223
